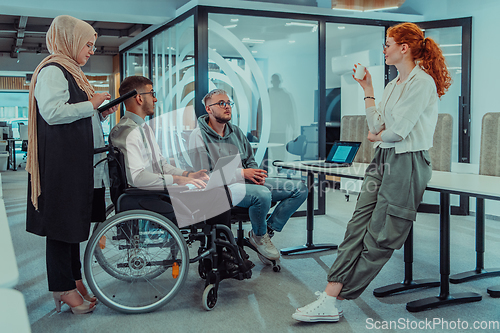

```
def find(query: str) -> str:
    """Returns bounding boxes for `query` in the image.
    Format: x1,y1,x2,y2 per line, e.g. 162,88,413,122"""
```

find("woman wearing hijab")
292,22,452,323
26,15,118,314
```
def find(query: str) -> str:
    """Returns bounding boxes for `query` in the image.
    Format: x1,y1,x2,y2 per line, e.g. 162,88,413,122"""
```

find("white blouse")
365,65,438,154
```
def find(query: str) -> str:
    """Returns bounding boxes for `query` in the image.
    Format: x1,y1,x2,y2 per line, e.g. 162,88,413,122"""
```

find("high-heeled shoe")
76,279,97,303
81,293,97,303
53,289,96,314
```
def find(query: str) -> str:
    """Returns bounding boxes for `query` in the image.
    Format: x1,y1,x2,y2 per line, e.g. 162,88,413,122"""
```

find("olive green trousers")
327,147,432,300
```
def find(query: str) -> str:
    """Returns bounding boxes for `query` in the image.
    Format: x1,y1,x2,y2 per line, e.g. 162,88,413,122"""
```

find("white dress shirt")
35,66,109,188
110,111,185,189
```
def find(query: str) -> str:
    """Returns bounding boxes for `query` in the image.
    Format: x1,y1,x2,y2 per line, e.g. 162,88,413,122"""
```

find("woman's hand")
188,169,210,181
353,63,374,94
101,105,119,117
242,168,267,185
367,130,383,142
90,92,111,110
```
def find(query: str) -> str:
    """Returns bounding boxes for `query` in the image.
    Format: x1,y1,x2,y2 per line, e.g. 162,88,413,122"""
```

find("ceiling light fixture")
224,24,237,29
338,26,346,30
363,6,398,11
285,22,318,27
242,38,265,44
331,0,405,12
231,18,239,22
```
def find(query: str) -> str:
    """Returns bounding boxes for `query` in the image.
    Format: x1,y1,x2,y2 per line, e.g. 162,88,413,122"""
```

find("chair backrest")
340,115,374,163
107,146,128,206
286,135,307,159
428,113,453,172
479,112,500,176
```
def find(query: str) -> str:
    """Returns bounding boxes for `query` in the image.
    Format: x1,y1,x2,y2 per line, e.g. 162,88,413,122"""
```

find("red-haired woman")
292,22,452,323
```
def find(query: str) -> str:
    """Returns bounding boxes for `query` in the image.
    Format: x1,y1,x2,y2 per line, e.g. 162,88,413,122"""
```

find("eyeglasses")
140,91,156,98
208,100,234,108
383,42,402,50
86,43,97,53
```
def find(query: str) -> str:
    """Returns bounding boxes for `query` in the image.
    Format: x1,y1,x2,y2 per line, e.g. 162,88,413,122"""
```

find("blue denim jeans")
234,177,307,236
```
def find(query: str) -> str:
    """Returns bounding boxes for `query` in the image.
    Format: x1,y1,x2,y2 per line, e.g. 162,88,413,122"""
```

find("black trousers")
46,238,82,291
46,188,105,291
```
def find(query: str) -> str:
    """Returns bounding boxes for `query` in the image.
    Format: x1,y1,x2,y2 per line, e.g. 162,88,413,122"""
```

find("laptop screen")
326,141,361,163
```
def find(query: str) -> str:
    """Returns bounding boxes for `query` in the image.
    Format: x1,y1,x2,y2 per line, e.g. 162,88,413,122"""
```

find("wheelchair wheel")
202,284,217,311
84,210,189,313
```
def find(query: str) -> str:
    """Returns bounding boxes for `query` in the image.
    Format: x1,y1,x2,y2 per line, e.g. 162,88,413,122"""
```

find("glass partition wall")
208,14,319,176
119,6,471,216
119,8,394,215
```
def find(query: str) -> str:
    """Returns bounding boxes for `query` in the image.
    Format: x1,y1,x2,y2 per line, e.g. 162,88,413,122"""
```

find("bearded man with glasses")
189,88,307,261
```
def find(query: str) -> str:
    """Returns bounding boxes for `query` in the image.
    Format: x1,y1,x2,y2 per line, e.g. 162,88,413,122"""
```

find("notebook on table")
302,141,361,168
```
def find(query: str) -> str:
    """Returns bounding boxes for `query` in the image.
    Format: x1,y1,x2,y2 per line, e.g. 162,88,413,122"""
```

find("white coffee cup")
354,64,366,80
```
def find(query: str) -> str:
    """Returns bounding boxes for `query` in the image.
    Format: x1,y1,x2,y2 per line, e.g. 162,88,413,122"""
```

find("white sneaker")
292,291,343,322
248,230,280,260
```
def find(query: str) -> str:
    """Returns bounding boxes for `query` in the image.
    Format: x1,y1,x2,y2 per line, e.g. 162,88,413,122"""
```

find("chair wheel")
202,284,217,310
257,252,273,265
273,265,281,272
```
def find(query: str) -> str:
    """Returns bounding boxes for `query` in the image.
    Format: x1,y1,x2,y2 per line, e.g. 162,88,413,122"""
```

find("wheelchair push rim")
84,210,189,313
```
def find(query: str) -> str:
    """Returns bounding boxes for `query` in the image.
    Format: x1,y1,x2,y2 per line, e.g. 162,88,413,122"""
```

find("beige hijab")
27,15,97,209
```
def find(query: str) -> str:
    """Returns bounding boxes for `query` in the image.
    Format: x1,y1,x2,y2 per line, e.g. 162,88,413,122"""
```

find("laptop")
302,141,361,168
181,154,242,192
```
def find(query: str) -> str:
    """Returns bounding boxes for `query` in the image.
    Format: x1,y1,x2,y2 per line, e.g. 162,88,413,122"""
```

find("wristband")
186,171,191,177
364,96,375,100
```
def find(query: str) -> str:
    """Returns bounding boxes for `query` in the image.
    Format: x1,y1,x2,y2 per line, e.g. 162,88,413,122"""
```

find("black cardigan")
26,63,94,243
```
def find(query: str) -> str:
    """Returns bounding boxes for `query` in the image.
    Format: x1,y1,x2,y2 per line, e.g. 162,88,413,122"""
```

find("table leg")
12,142,16,171
373,226,439,297
406,193,481,312
450,198,500,283
280,171,338,255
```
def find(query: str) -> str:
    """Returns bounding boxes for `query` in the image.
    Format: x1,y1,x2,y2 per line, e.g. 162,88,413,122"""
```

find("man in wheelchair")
108,76,253,280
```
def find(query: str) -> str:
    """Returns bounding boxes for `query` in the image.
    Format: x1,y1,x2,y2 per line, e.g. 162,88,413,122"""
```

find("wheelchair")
83,145,253,313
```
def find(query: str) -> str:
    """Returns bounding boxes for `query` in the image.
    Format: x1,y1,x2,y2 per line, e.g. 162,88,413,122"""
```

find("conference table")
274,160,500,312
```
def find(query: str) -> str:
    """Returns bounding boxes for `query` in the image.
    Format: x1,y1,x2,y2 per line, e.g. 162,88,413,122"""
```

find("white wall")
402,0,500,216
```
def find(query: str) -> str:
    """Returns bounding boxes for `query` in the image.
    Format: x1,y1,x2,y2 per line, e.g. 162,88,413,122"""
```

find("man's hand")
172,175,207,188
242,168,267,185
188,169,209,181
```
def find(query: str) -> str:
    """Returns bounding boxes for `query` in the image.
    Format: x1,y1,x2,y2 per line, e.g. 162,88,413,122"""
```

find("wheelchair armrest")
123,185,190,197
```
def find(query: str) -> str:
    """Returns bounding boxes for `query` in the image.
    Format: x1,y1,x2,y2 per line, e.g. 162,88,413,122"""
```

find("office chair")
274,135,307,179
286,134,307,159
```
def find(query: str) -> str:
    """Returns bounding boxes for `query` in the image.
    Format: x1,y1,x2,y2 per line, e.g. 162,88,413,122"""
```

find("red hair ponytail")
387,22,452,98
